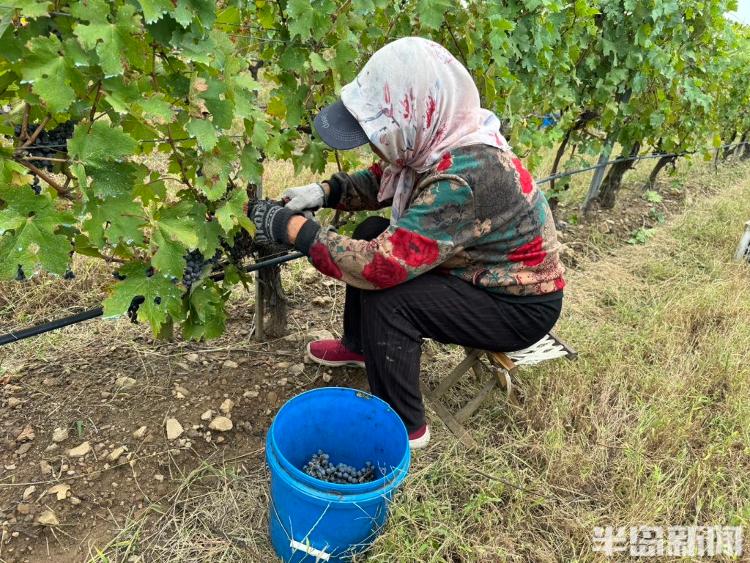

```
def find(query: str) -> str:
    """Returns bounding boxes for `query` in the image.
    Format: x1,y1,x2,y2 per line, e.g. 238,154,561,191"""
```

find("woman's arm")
289,178,477,290
323,163,390,212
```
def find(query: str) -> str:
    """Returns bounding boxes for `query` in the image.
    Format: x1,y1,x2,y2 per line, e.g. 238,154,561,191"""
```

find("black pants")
341,217,562,433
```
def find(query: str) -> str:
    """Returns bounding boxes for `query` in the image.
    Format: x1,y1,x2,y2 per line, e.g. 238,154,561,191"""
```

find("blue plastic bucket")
266,387,410,562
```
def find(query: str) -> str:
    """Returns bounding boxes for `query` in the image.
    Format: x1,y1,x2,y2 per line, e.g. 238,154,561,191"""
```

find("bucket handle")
290,539,331,561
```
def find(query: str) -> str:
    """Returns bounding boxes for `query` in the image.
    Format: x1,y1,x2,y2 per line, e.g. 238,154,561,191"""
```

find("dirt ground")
0,163,737,562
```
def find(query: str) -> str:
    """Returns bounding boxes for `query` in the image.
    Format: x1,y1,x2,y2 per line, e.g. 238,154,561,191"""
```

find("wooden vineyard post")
582,136,614,215
248,179,289,341
255,265,265,340
256,242,290,338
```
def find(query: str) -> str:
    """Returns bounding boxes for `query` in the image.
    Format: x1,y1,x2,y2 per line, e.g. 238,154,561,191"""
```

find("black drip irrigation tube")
0,251,304,347
2,140,749,347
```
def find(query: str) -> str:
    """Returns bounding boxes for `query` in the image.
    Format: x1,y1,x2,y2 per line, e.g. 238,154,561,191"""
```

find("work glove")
281,182,326,212
248,199,297,245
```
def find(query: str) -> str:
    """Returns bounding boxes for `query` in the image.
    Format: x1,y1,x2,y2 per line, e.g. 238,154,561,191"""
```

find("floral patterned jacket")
293,145,565,299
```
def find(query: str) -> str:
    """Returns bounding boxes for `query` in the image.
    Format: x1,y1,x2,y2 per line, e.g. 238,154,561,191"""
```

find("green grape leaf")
251,119,270,147
102,262,184,331
103,76,142,114
266,96,286,119
87,162,140,198
138,96,175,124
73,5,141,77
11,0,52,18
286,0,315,39
234,72,261,92
70,0,110,22
152,225,186,278
182,282,226,340
154,200,205,249
195,217,222,257
133,178,166,205
309,52,328,72
199,77,235,130
186,118,218,151
173,0,215,28
195,137,234,200
138,0,173,23
83,195,145,248
239,145,263,184
215,188,250,233
195,175,226,201
68,122,138,165
0,185,75,278
416,0,452,30
73,234,106,259
352,0,375,14
19,36,76,113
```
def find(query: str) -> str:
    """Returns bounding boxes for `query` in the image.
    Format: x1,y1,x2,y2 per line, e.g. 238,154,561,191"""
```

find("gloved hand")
248,199,297,245
281,182,326,212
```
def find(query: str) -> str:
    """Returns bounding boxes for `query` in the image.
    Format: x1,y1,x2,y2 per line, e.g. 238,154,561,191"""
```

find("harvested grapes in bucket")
302,450,381,484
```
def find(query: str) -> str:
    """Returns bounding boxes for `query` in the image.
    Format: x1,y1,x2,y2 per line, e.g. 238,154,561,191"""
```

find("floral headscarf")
340,37,511,222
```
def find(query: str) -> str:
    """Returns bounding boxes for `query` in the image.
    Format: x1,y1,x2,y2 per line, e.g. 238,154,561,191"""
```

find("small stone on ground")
208,416,233,432
219,399,234,414
66,441,91,458
165,418,184,441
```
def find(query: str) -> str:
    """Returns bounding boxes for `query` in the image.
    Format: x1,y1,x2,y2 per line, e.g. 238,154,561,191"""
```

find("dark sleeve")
324,162,391,211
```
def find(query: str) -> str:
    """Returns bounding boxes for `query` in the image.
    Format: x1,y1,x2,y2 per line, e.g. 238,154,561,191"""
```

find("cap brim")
313,99,369,150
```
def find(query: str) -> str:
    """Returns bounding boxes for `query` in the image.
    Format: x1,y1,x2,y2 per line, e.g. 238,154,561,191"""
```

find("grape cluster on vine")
127,296,145,323
182,249,220,289
222,229,254,264
302,451,378,485
15,121,75,172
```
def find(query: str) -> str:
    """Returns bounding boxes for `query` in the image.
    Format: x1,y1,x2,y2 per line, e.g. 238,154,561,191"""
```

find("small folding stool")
424,331,577,448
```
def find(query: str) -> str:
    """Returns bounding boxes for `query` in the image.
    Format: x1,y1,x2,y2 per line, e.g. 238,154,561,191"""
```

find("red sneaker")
408,424,431,449
306,340,366,368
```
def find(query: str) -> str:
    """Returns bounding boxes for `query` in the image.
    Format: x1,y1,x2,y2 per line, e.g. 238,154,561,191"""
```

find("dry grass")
87,459,276,563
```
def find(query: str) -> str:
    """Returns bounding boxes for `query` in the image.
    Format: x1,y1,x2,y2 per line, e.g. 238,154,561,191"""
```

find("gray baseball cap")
313,99,369,150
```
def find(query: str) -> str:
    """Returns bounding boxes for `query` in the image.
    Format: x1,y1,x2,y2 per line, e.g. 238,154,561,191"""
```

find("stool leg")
455,377,498,423
489,365,520,406
423,387,478,449
432,348,482,398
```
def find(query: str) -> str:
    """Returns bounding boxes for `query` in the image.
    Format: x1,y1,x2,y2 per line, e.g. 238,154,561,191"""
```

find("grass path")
369,165,750,562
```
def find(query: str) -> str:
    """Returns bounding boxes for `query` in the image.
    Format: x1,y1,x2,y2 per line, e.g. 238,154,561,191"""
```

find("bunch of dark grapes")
15,265,26,282
127,296,145,323
222,229,254,263
124,268,154,323
183,249,220,289
31,176,41,195
302,450,378,485
16,121,75,171
62,251,75,279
